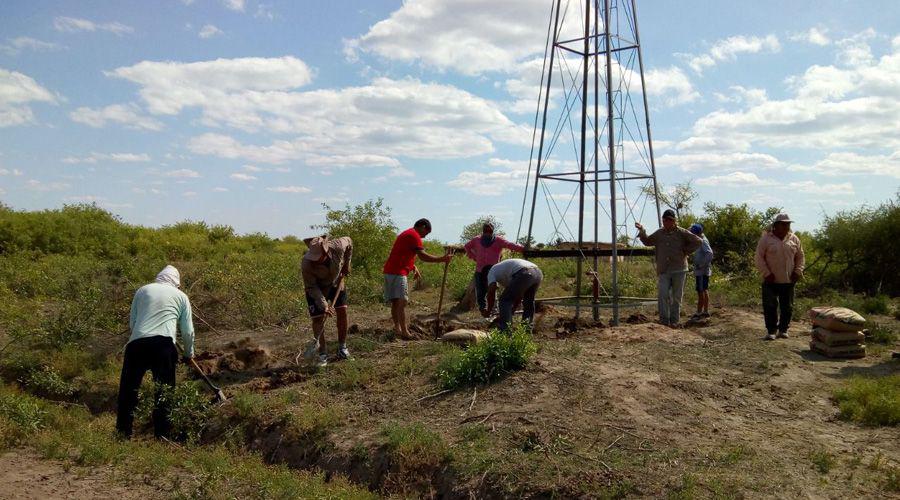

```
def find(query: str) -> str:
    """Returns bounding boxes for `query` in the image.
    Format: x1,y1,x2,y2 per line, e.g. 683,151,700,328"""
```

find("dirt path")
0,450,162,500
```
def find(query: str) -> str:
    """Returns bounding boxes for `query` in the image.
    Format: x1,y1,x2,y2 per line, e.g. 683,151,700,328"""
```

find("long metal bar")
523,248,654,258
574,0,591,320
592,0,600,321
631,0,661,226
540,169,655,179
526,0,562,249
604,0,620,325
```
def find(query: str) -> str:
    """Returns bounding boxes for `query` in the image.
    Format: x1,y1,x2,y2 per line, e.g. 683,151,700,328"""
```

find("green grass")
833,374,900,426
810,449,835,474
435,323,538,390
864,322,898,345
0,383,373,499
381,421,450,469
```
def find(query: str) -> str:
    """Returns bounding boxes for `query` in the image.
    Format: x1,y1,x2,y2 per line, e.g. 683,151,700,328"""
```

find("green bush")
865,323,898,345
860,295,891,315
813,196,900,296
833,375,900,426
436,324,538,390
135,381,213,442
698,203,781,275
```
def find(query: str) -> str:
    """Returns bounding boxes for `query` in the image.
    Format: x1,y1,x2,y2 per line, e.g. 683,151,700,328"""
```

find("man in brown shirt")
301,235,352,367
636,209,702,326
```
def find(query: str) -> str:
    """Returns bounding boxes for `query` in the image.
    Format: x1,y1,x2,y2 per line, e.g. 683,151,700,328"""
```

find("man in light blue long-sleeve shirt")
116,265,195,439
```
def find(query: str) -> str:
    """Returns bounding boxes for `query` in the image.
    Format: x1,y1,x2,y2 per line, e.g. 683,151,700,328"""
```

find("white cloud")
0,37,64,56
714,85,768,106
222,0,245,12
690,33,900,151
696,171,775,187
64,195,133,209
644,66,700,106
266,185,311,193
305,154,401,168
199,24,224,39
656,151,781,172
108,56,314,116
229,172,257,181
26,179,70,191
62,152,150,164
0,68,57,127
835,29,876,67
789,27,831,46
183,191,198,197
163,169,200,178
346,0,555,76
255,4,275,20
790,151,900,179
70,103,163,131
447,157,531,196
242,165,263,172
212,187,229,192
53,16,134,36
786,180,854,195
0,168,23,176
685,34,781,74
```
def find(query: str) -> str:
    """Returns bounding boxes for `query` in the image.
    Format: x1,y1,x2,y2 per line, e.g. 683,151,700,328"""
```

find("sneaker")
777,331,789,339
316,353,328,367
689,313,702,321
700,312,711,318
303,338,320,360
337,345,351,360
764,332,776,341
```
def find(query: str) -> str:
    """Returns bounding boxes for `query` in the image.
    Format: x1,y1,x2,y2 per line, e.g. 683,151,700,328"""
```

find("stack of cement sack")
808,306,866,359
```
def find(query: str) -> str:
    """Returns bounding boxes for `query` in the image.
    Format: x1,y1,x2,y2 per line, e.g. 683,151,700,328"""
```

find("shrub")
436,323,538,390
136,381,213,442
860,295,891,315
833,375,900,426
381,421,450,470
698,203,781,275
865,323,898,345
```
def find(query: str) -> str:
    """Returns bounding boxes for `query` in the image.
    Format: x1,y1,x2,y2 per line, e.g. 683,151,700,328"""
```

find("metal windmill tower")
517,0,661,325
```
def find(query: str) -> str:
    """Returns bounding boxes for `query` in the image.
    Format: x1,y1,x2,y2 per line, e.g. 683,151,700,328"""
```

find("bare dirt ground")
4,300,897,498
187,301,900,498
0,450,165,500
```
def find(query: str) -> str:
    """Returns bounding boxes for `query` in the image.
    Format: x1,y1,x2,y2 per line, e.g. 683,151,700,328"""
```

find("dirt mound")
551,317,606,338
604,322,705,345
625,312,650,324
194,337,274,375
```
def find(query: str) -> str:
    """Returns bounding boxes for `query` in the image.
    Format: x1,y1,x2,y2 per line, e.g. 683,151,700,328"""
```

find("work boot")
777,331,789,339
764,332,776,341
316,353,328,368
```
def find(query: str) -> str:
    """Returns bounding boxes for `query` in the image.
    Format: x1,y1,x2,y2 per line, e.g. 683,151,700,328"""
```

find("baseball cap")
689,223,703,235
662,209,676,220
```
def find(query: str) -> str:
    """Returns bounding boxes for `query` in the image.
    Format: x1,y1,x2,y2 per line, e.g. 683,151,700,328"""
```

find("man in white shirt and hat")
301,234,353,367
116,265,195,439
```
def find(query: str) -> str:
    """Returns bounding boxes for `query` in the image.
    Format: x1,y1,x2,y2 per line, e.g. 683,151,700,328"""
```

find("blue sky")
1,0,899,243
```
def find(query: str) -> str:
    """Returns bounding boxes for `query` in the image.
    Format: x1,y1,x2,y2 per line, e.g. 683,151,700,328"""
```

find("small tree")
313,198,396,278
642,180,698,220
699,202,781,275
459,216,504,244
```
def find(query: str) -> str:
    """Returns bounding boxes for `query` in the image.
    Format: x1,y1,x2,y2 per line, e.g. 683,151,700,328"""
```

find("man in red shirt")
383,218,452,339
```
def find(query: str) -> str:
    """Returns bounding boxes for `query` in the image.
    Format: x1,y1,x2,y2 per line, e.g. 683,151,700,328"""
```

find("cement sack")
440,329,488,345
810,339,866,359
808,307,866,332
811,327,865,347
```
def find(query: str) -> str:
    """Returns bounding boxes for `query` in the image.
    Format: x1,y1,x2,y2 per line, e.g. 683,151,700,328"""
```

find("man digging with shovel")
116,265,196,440
301,235,353,367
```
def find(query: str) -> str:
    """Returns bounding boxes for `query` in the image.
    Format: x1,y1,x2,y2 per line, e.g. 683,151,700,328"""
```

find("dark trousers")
116,336,177,438
762,283,794,334
474,265,493,311
498,268,543,331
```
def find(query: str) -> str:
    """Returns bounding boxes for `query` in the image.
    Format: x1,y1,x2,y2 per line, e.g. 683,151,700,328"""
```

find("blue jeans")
657,271,687,325
498,267,543,331
474,265,493,311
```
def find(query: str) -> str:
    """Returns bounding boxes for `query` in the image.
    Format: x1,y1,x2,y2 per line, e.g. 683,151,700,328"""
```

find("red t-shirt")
383,228,424,276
